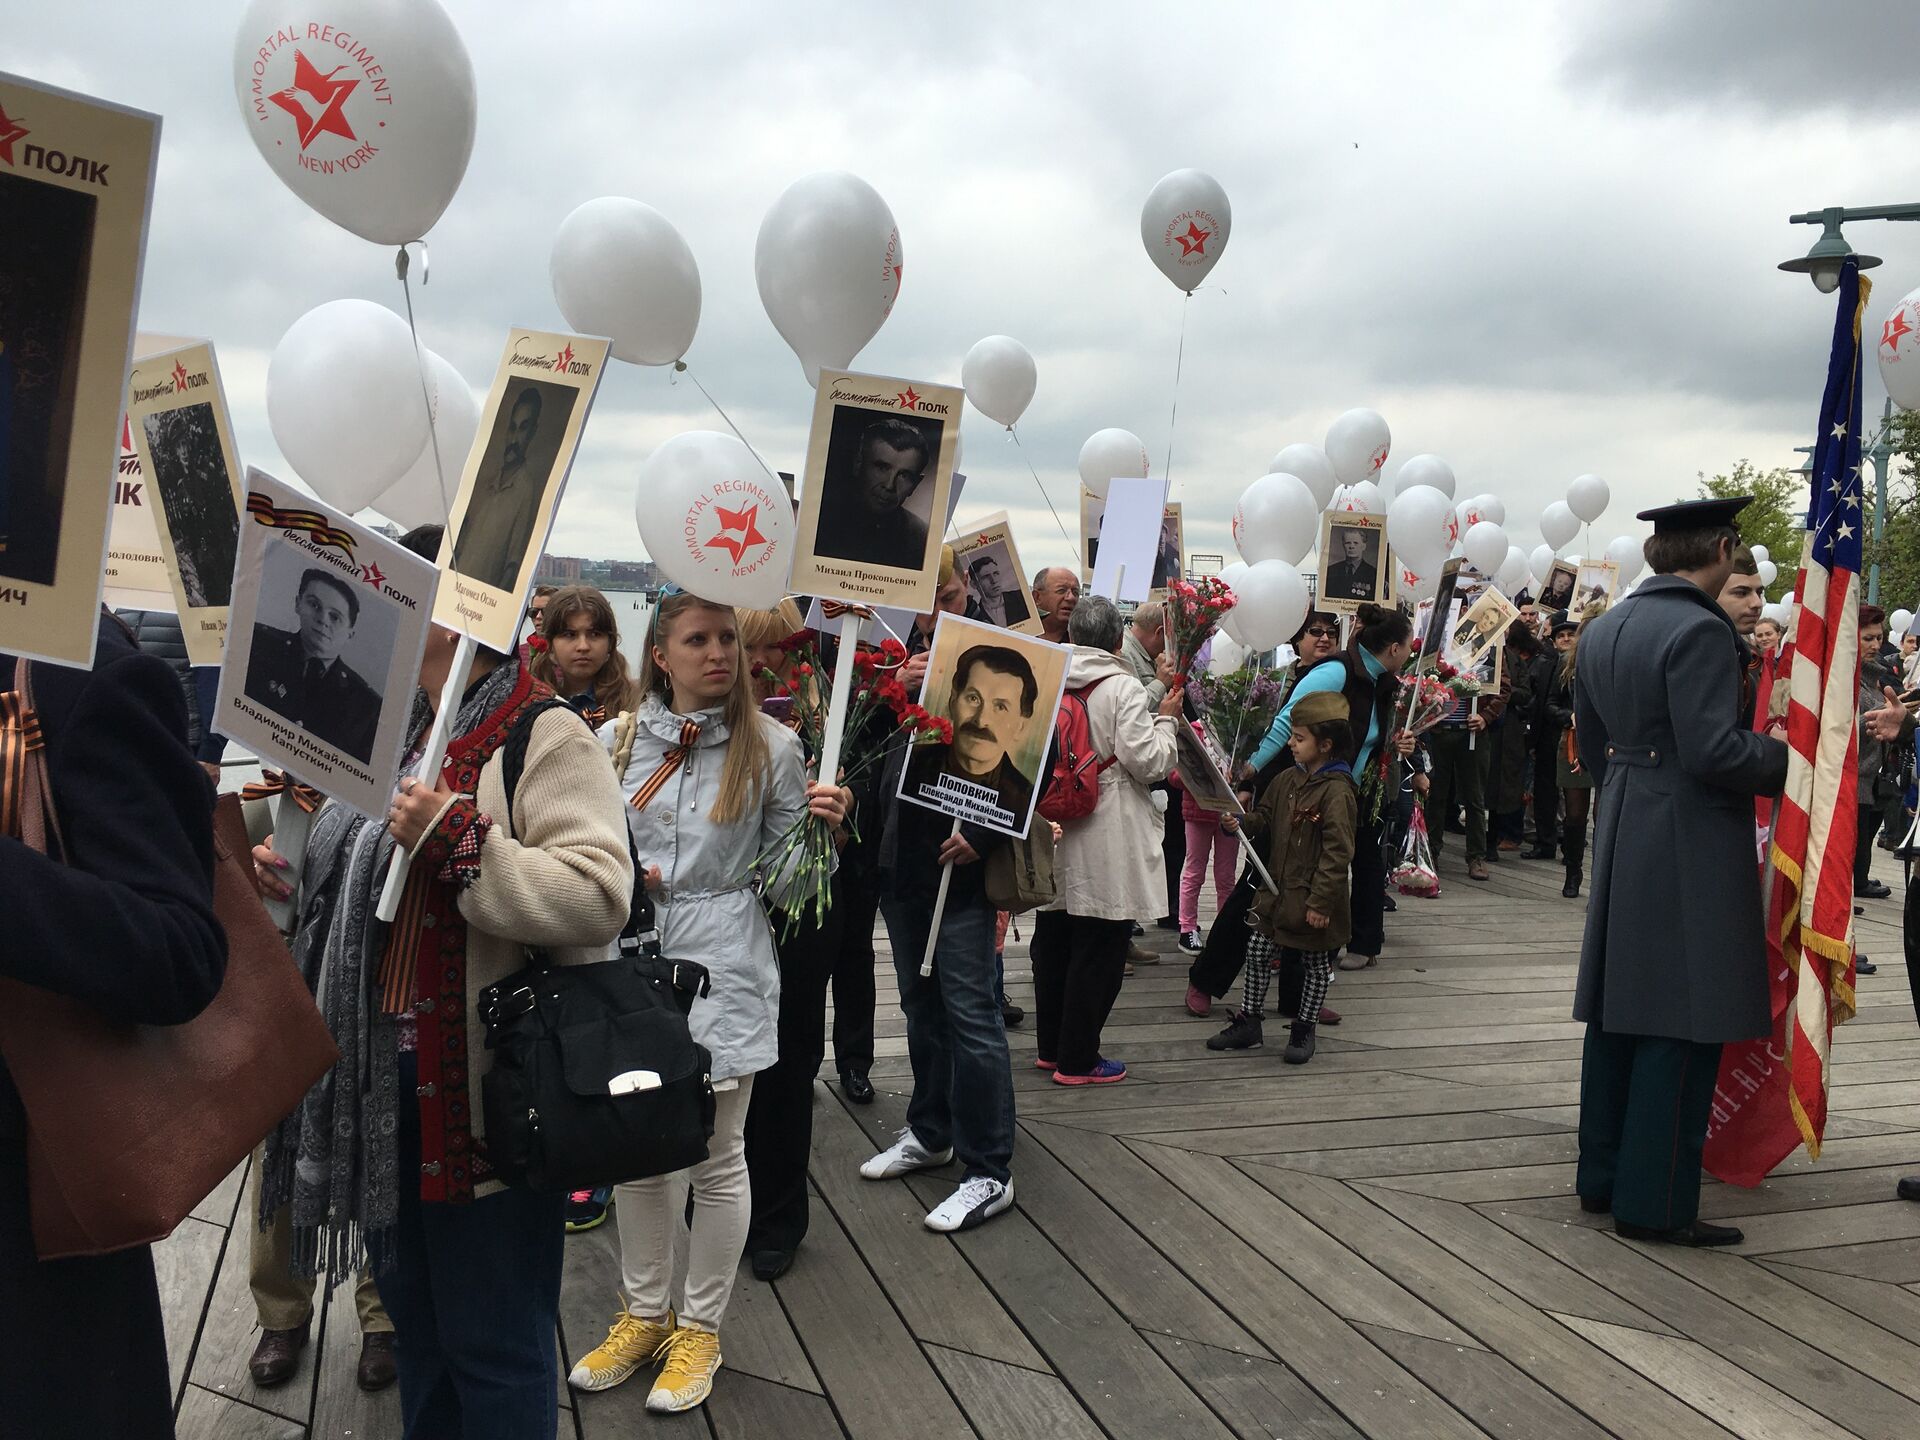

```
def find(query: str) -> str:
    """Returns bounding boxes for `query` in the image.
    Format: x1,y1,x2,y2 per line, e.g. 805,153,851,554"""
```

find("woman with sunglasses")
569,588,848,1414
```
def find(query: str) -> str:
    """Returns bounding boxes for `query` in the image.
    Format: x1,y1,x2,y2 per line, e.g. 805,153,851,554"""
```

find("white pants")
614,1076,754,1334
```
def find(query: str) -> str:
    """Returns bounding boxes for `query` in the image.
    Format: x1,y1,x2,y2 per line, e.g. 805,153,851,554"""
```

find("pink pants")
1179,817,1240,932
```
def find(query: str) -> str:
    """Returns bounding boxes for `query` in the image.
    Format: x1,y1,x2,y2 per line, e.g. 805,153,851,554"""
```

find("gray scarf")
259,660,523,1282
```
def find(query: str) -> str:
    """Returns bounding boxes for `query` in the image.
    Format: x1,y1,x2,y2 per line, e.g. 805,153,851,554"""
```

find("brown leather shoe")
248,1321,310,1388
1467,859,1491,882
357,1330,398,1392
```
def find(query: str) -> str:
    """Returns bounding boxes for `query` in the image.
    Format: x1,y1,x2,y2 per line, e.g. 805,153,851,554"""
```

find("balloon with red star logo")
635,431,795,608
755,171,903,387
1140,169,1231,293
1878,286,1920,410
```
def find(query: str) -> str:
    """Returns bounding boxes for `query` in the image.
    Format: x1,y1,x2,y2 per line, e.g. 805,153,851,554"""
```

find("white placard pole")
376,632,477,922
1239,838,1280,895
920,818,964,978
263,798,316,934
813,609,865,792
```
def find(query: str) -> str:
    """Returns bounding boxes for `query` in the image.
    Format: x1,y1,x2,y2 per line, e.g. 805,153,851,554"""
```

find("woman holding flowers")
569,589,848,1414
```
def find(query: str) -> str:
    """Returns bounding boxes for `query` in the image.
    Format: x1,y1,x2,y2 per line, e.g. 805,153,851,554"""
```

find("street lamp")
1775,204,1920,292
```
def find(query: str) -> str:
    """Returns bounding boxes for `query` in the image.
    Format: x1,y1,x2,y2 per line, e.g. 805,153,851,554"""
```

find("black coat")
1571,577,1787,1042
0,613,227,1140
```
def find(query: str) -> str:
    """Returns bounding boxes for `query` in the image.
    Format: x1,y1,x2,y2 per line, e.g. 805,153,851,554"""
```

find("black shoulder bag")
476,703,717,1193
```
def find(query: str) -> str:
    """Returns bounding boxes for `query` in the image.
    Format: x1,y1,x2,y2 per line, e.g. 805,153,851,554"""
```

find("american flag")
1767,259,1869,1159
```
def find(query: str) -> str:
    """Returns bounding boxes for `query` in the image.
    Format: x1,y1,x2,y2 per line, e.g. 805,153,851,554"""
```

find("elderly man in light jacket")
1032,595,1183,1085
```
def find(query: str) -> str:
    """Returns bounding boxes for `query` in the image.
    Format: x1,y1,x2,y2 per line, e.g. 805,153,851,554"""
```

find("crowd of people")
6,499,1920,1438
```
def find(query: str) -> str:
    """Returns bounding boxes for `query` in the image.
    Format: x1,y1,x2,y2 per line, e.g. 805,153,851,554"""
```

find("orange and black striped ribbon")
239,768,324,813
629,721,701,814
0,692,44,840
818,600,874,622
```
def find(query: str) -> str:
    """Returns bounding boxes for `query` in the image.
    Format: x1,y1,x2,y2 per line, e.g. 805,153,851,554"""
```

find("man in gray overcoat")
1571,496,1789,1247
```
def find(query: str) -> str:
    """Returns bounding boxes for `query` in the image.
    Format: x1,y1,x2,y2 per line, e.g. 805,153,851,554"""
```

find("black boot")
1282,1020,1317,1065
1562,841,1584,898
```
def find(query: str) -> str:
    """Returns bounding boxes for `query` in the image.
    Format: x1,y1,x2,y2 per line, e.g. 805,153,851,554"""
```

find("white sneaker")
859,1127,954,1180
923,1176,1013,1233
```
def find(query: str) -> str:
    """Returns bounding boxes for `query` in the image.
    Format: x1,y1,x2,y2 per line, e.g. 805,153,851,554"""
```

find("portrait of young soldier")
243,565,383,763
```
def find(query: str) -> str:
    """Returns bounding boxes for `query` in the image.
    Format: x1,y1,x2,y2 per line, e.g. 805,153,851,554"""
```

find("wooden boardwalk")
159,841,1920,1439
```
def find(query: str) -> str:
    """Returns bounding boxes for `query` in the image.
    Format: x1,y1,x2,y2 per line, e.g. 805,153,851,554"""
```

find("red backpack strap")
1067,674,1120,771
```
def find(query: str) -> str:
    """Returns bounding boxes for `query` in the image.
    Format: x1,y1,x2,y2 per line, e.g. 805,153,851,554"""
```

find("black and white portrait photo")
1539,560,1577,614
451,375,577,593
1317,513,1388,608
1153,504,1184,592
242,540,397,766
952,513,1040,634
141,402,239,608
810,411,944,570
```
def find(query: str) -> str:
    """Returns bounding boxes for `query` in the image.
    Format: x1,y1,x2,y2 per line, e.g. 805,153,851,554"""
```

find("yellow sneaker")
567,1309,674,1392
645,1325,722,1413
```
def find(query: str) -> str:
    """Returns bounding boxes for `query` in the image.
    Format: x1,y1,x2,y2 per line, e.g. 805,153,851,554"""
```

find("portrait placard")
790,371,961,612
1316,511,1389,611
896,613,1070,839
124,341,244,664
1537,558,1578,614
0,74,160,669
951,510,1040,634
1174,722,1241,816
1088,477,1170,602
1573,559,1620,612
1415,558,1465,670
1447,585,1519,672
218,468,437,821
1081,489,1182,594
435,329,610,652
103,413,173,611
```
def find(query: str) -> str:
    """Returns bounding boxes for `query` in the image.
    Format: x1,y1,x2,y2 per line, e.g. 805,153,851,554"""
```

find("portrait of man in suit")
1322,523,1382,603
243,565,383,764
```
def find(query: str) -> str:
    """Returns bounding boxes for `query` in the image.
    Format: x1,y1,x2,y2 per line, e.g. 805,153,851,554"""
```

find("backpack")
985,823,1056,914
1037,677,1117,823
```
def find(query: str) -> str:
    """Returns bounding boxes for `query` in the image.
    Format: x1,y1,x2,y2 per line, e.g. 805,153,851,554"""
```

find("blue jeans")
879,896,1015,1184
377,1053,566,1440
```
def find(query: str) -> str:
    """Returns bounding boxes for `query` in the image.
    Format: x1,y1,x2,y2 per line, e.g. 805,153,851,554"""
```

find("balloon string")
1164,291,1192,494
1009,426,1083,567
395,243,453,532
674,362,787,495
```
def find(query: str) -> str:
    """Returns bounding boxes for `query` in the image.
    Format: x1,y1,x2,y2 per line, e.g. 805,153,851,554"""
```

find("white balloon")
1233,472,1318,566
1396,562,1427,603
1332,479,1384,515
754,171,902,385
1496,545,1531,594
1566,473,1610,525
1463,493,1506,529
1763,601,1794,628
1078,428,1150,499
1758,559,1779,587
1877,286,1920,410
233,0,476,245
1325,408,1392,485
1530,543,1558,585
1140,169,1231,293
635,432,795,608
1392,453,1455,502
550,197,700,366
1462,521,1508,576
268,300,431,512
1540,501,1580,551
1270,443,1339,509
1234,560,1309,650
1750,544,1771,565
372,350,479,529
961,335,1037,428
1217,561,1251,642
1891,607,1914,637
1604,534,1646,585
1387,484,1455,574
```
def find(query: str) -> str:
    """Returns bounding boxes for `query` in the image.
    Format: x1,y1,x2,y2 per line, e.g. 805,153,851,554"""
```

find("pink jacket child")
1168,722,1241,944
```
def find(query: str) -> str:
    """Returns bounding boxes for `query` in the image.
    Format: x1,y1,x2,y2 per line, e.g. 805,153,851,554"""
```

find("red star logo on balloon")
1883,309,1913,356
1175,222,1211,257
360,561,386,590
268,49,359,152
704,503,767,564
0,102,28,166
896,385,921,411
553,342,576,373
171,360,190,392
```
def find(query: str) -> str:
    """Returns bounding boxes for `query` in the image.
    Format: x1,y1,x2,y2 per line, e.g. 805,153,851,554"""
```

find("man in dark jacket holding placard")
1571,497,1788,1247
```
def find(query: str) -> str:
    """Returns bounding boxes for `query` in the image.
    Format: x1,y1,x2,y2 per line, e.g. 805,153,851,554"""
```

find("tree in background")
1696,462,1806,601
1862,409,1920,614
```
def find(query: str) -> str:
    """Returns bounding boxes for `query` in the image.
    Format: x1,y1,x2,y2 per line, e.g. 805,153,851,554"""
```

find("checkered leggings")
1242,932,1337,1025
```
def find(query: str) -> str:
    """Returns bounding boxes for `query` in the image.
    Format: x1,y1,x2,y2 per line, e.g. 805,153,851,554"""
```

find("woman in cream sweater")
569,588,846,1414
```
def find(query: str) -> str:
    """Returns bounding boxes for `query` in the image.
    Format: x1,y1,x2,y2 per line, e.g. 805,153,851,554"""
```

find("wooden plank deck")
159,840,1920,1439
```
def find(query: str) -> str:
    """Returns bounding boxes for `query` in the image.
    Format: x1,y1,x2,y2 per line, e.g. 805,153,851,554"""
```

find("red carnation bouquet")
1164,576,1237,688
749,629,950,936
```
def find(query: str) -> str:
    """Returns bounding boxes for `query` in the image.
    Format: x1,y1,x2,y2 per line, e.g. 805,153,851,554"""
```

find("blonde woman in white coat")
1032,595,1182,1085
568,589,847,1414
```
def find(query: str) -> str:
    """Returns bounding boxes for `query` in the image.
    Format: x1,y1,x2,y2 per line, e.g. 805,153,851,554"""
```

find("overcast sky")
14,0,1920,582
